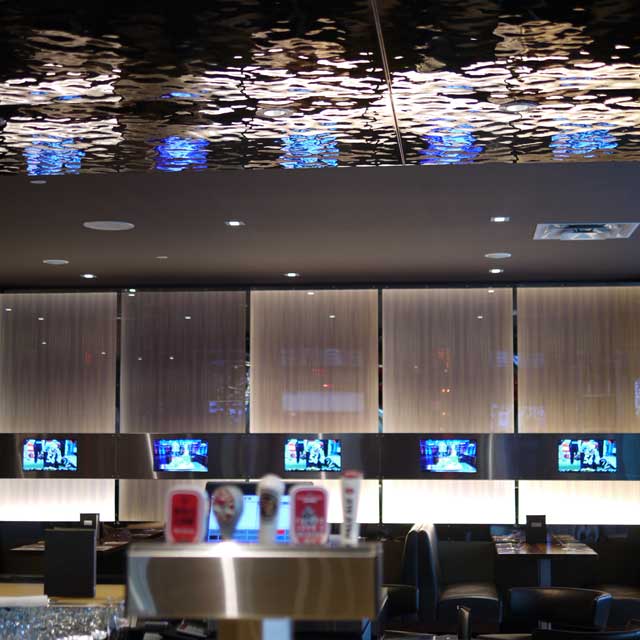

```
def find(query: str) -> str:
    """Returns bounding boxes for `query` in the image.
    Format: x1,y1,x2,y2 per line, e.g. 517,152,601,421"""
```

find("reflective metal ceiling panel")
0,0,400,174
0,0,639,175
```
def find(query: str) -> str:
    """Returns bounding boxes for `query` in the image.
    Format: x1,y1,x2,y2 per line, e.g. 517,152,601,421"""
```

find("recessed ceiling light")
41,341,47,345
329,314,336,319
257,107,292,118
501,100,538,113
101,351,107,355
83,221,135,232
489,268,504,274
477,315,484,320
490,216,510,223
42,259,69,266
37,317,44,321
224,220,246,227
81,273,97,279
127,293,135,297
484,252,512,259
283,272,300,278
169,356,175,360
487,289,495,294
307,291,315,296
155,255,169,260
30,180,47,185
128,288,136,293
4,308,12,312
185,315,192,320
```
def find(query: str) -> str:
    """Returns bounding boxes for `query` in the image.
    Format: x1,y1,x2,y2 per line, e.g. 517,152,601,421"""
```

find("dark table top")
493,533,598,559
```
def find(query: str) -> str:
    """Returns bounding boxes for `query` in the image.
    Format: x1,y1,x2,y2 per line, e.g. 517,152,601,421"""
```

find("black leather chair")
479,587,613,640
532,626,640,640
415,523,500,632
384,526,420,622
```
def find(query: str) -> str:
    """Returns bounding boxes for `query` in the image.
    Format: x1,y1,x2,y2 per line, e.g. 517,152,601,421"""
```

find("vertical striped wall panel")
250,290,378,433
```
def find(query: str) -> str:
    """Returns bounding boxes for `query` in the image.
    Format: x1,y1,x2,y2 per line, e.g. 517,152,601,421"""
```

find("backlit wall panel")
518,286,640,432
121,291,246,433
0,480,115,521
519,481,640,525
119,479,209,521
382,480,515,524
250,290,378,433
0,292,116,433
382,288,514,433
119,479,380,523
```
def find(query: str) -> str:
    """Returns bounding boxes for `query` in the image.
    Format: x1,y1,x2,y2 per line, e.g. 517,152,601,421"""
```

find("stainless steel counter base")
127,542,382,640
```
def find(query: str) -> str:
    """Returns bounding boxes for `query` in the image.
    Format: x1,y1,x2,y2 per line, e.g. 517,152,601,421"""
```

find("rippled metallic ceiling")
0,0,639,175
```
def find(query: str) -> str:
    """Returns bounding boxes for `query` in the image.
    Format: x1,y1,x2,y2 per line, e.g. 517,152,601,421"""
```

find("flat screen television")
208,494,290,543
284,438,342,472
22,438,78,472
153,438,209,472
419,439,477,473
558,439,617,473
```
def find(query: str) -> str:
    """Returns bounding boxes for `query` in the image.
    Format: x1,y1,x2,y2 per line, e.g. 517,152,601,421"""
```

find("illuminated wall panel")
121,291,246,433
518,286,640,432
120,479,379,523
119,479,209,521
0,480,115,521
383,480,515,524
383,288,513,433
0,292,116,433
519,481,640,525
250,290,378,433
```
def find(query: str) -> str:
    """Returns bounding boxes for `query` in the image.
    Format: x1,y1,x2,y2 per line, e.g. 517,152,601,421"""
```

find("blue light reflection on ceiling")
278,130,339,169
550,123,618,159
154,136,208,172
419,124,484,164
24,137,85,175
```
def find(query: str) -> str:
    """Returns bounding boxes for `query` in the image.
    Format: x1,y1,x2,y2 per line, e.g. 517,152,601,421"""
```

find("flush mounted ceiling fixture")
484,252,512,259
283,272,300,278
489,268,504,274
534,222,640,241
81,273,97,279
224,220,245,227
490,216,510,223
42,259,69,265
83,221,135,231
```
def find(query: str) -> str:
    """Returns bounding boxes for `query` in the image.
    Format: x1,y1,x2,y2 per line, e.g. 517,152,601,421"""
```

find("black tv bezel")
419,437,479,475
556,437,618,475
21,437,79,474
283,437,343,473
152,437,210,473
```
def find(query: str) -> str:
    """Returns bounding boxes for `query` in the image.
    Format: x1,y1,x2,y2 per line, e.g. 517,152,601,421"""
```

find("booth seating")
532,627,640,640
479,587,612,640
414,523,501,633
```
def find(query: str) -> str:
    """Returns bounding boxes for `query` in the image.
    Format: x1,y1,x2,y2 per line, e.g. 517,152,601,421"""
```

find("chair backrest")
508,587,612,631
533,626,640,640
415,523,443,621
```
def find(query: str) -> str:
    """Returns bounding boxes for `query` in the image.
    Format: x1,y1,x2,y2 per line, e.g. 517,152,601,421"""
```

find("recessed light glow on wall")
489,268,504,274
284,272,300,278
224,220,245,227
81,273,97,279
484,252,512,259
83,221,135,231
42,259,69,265
490,216,510,223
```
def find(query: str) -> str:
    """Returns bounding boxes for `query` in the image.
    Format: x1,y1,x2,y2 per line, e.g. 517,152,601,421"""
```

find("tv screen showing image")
22,439,78,472
284,438,342,472
419,439,478,473
153,439,209,472
558,439,617,473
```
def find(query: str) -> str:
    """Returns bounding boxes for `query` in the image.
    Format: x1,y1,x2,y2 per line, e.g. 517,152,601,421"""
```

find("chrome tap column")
127,542,382,640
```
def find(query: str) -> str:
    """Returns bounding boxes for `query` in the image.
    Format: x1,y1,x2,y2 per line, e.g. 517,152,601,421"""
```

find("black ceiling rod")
368,0,407,166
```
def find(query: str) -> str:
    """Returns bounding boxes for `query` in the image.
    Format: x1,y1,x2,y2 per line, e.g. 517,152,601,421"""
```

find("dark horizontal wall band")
0,433,634,481
0,434,116,479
